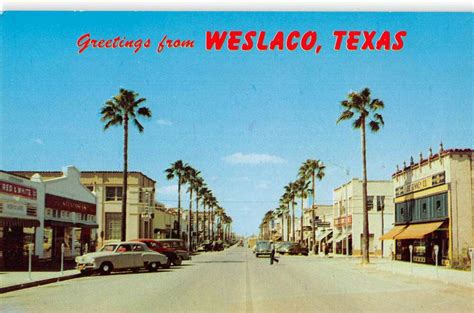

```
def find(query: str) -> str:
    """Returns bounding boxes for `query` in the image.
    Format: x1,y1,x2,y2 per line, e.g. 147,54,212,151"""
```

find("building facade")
385,147,473,268
12,171,154,244
1,166,97,270
333,179,394,257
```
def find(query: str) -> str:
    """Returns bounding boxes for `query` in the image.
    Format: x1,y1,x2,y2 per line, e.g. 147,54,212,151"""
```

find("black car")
288,243,309,256
197,240,214,252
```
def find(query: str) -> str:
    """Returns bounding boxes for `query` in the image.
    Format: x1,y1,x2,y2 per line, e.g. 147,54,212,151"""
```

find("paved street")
1,246,473,313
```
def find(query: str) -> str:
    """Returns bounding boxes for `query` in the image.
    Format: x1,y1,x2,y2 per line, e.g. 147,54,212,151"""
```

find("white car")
75,241,168,275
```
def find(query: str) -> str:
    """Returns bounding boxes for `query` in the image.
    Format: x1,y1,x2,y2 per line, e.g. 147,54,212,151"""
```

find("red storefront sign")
45,193,96,215
0,180,37,199
334,215,352,227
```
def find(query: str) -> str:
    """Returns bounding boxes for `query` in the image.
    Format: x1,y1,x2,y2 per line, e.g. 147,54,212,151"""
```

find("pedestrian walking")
270,241,279,265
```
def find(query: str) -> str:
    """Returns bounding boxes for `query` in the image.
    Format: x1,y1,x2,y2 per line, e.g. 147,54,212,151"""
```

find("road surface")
1,246,472,312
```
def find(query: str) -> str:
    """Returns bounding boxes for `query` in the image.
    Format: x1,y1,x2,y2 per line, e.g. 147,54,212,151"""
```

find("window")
105,187,123,202
376,196,385,212
117,244,132,252
436,200,441,211
367,196,374,211
105,213,122,240
422,203,427,214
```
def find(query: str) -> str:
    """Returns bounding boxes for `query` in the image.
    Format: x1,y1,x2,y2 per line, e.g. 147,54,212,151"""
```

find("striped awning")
394,221,443,240
0,217,40,227
380,225,407,240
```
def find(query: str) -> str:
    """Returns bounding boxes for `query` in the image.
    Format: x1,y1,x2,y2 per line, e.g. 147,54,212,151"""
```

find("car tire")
172,256,182,266
99,262,113,275
148,262,159,272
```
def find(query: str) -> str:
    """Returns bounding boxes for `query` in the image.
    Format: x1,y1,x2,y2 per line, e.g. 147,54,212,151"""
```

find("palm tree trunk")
211,207,214,240
177,178,181,239
208,206,211,240
121,115,129,242
195,193,199,246
281,213,284,240
312,173,316,253
291,199,295,242
203,203,206,241
300,194,304,244
188,190,193,252
361,117,370,265
286,203,290,241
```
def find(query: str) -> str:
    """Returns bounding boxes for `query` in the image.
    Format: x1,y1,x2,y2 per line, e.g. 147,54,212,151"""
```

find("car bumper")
76,263,97,271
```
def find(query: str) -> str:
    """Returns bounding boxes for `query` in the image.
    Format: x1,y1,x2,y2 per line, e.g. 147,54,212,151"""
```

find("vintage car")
75,241,168,275
132,239,182,266
155,239,191,261
255,240,272,257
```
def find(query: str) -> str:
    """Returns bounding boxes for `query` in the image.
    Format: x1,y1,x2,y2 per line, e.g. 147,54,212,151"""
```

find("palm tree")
299,159,326,253
165,160,188,239
214,207,225,240
194,176,205,245
280,192,292,241
337,87,384,264
100,88,152,241
284,182,297,242
183,165,199,251
277,203,288,241
200,187,210,241
294,178,310,244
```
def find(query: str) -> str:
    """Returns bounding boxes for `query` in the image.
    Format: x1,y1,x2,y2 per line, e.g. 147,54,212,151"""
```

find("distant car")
255,240,272,257
155,239,192,261
288,242,309,256
75,241,168,275
213,241,224,251
132,239,182,267
276,241,293,255
197,240,214,252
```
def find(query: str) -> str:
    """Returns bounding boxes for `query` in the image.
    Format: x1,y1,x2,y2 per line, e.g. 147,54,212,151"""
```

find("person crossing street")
270,241,279,265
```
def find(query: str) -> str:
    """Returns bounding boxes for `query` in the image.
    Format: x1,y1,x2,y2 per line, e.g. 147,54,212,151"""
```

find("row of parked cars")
75,238,191,275
253,240,309,257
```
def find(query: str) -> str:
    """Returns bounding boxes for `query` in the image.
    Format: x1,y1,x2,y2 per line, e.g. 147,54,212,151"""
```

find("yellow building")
384,146,473,269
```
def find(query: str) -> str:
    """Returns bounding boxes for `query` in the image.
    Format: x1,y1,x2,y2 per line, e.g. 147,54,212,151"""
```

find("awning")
380,225,407,240
334,232,349,243
394,221,443,240
0,217,40,227
317,230,333,241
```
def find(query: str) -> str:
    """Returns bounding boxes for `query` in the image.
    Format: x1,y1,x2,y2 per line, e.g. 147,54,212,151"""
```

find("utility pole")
380,196,385,258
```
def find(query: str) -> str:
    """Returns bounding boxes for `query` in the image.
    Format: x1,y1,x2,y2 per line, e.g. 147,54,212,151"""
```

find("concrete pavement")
1,246,473,312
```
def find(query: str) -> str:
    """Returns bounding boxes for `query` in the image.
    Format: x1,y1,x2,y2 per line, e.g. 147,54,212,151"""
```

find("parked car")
288,242,309,256
155,239,191,261
197,240,214,252
276,241,293,255
255,240,272,257
132,239,182,267
75,241,168,275
213,240,224,251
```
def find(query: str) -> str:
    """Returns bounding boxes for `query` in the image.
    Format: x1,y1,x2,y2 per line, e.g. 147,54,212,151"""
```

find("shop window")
436,200,441,211
105,213,122,240
43,227,53,259
422,203,427,214
105,187,123,202
367,196,374,211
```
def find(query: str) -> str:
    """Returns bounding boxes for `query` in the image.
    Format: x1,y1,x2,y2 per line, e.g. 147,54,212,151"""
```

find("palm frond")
369,120,381,132
336,110,354,124
352,115,364,129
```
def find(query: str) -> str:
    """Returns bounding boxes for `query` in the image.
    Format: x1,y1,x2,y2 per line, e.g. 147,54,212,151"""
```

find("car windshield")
257,242,271,249
99,244,117,252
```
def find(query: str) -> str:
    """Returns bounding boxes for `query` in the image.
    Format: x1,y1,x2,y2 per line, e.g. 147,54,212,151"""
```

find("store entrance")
3,227,25,270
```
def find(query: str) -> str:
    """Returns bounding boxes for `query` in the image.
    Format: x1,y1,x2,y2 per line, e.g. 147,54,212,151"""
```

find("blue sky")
1,12,472,236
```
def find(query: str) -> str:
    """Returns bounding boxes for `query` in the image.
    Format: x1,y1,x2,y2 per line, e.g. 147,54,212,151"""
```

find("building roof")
392,148,473,178
9,170,156,183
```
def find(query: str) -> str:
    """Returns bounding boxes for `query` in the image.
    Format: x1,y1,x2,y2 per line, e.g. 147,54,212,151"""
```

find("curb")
0,273,82,294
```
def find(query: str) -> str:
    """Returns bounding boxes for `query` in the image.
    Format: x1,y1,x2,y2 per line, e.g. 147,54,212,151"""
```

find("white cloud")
33,138,44,145
157,119,173,126
157,184,178,196
255,181,269,189
223,152,285,165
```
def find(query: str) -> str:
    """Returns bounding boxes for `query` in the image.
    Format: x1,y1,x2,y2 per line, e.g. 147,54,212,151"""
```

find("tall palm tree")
277,203,288,241
165,160,188,239
183,165,199,251
100,88,152,241
284,182,297,242
299,159,326,252
194,176,205,245
214,207,225,240
280,192,292,241
200,187,210,241
294,178,310,244
337,87,384,264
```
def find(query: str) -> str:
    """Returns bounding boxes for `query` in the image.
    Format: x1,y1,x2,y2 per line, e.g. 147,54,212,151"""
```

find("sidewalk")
0,269,81,294
317,253,473,289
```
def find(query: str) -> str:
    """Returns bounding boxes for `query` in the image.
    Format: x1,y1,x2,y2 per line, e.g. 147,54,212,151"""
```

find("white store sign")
3,202,27,216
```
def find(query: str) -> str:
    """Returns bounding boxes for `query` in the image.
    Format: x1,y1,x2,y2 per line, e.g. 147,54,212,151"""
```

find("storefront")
41,167,98,261
0,172,43,270
384,147,473,268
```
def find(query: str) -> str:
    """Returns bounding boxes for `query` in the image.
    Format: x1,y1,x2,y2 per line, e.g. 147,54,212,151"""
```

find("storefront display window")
43,227,53,259
105,213,122,240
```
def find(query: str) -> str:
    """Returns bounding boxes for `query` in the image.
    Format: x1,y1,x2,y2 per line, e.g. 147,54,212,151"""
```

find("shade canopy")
394,221,443,240
380,225,407,240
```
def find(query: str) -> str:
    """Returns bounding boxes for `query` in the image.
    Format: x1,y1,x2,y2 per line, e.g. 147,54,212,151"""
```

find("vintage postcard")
0,2,472,312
